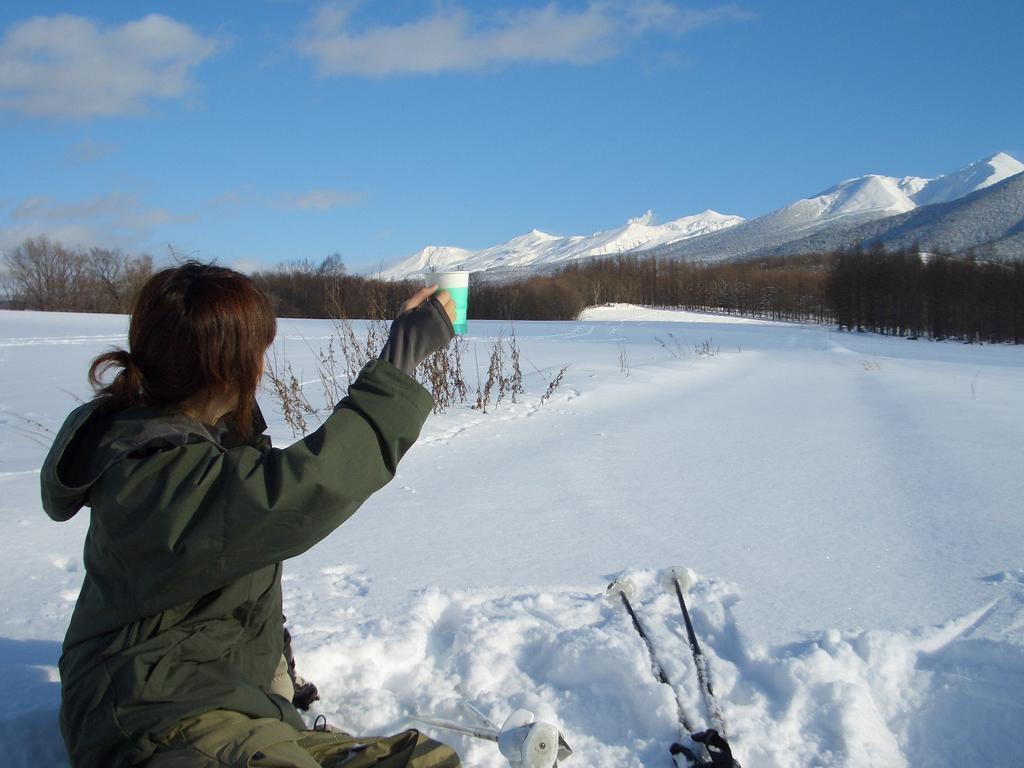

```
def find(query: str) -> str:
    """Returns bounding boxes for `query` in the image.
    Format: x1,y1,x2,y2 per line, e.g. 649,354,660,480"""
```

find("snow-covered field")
1,306,1022,768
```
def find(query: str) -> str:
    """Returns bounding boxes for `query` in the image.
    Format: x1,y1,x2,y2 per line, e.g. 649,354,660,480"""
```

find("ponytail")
88,348,146,408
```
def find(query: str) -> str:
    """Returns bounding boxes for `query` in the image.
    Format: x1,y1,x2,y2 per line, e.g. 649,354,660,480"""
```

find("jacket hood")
40,398,221,522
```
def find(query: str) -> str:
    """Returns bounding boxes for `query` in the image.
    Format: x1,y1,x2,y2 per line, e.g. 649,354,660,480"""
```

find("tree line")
470,250,1023,343
0,242,420,319
470,253,833,323
1,236,153,313
247,255,419,319
3,235,1021,343
825,248,1024,343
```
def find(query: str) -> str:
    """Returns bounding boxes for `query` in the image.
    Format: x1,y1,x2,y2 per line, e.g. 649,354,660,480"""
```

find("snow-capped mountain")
762,167,1024,260
379,153,1024,278
383,245,477,278
911,152,1024,207
650,152,1024,263
378,210,744,279
793,152,1023,228
635,174,927,264
737,174,922,238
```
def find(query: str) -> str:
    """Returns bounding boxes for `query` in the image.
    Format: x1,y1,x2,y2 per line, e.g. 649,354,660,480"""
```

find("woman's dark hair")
89,261,277,439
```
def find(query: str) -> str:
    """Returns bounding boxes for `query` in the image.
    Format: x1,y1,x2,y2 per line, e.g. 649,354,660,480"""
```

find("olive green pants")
143,710,461,768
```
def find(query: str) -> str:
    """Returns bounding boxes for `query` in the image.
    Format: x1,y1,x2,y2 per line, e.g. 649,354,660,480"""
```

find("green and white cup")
428,271,470,335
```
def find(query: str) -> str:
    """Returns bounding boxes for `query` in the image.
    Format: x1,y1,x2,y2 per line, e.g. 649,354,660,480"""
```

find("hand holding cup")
404,284,456,328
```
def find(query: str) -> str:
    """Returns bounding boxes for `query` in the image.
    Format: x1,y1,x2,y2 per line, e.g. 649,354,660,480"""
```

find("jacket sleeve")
104,360,434,612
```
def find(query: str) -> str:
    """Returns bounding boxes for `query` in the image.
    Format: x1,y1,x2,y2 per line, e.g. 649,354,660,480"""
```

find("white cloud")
284,189,365,211
203,190,248,210
0,186,370,254
13,192,137,222
0,191,192,251
0,13,218,118
65,139,120,165
621,1,754,33
296,1,752,76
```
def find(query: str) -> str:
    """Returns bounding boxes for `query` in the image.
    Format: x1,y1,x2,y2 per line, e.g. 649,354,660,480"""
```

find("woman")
41,262,461,768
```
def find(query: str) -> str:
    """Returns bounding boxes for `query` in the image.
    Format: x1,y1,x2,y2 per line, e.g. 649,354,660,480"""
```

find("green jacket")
41,360,434,767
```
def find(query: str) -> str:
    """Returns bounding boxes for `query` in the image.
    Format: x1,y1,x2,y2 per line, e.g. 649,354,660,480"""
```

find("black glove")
379,296,455,377
671,730,741,768
282,625,320,711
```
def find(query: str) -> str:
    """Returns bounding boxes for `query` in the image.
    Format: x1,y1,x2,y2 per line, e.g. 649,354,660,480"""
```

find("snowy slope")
637,178,920,266
763,169,1024,260
749,152,1024,235
808,174,919,222
380,153,1024,276
912,152,1024,207
376,245,478,279
674,174,920,254
2,309,1023,767
651,153,1024,263
378,210,744,279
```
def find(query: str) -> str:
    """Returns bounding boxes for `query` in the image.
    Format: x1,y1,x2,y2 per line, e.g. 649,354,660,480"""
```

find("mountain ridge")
763,170,1024,259
378,152,1024,278
378,209,744,278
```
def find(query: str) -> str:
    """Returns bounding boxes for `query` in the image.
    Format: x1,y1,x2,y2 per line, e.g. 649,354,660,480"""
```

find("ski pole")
412,708,572,768
664,568,727,737
606,576,701,737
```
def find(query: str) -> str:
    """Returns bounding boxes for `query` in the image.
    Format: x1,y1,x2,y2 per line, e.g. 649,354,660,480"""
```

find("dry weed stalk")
316,336,344,409
1,410,56,449
267,314,538,433
655,332,688,359
489,333,506,406
539,365,569,407
327,283,389,385
508,328,524,402
694,337,720,357
264,348,319,437
471,328,525,413
473,336,501,413
417,336,469,413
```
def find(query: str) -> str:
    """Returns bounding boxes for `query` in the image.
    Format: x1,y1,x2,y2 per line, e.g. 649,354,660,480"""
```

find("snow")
911,152,1024,207
759,153,1024,243
2,307,1023,767
379,153,1024,279
377,244,477,279
809,175,917,222
378,210,745,279
578,304,782,325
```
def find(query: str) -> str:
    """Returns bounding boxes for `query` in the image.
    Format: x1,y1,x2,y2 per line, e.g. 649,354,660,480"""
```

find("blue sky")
1,1,1021,273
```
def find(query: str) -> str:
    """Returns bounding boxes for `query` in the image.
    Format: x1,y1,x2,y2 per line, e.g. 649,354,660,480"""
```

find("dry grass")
694,337,720,357
418,336,469,413
266,319,557,434
264,347,319,437
539,365,569,407
472,329,527,414
0,409,56,449
655,332,688,359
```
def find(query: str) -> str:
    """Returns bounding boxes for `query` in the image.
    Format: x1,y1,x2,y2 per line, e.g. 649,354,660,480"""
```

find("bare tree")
1,237,155,313
84,247,154,312
2,237,86,310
